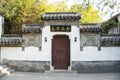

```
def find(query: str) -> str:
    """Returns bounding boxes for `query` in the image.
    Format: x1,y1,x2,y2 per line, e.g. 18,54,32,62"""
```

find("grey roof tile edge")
41,12,81,20
101,36,120,46
80,24,102,32
22,24,43,33
22,28,41,33
0,37,22,45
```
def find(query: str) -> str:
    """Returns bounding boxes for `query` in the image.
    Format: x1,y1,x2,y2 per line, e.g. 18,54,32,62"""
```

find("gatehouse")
0,12,120,72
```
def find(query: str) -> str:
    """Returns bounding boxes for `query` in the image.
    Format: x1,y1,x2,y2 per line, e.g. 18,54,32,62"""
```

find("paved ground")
0,72,120,80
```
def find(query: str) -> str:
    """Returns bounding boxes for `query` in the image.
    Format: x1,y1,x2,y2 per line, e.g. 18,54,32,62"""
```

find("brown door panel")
52,35,70,69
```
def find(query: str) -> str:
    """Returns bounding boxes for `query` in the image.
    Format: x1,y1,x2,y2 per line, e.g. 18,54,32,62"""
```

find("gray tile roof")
0,37,22,46
41,12,81,20
22,24,42,33
101,35,120,46
80,24,102,33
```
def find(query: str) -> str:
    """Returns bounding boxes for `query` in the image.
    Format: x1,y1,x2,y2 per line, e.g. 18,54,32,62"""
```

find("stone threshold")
45,70,77,73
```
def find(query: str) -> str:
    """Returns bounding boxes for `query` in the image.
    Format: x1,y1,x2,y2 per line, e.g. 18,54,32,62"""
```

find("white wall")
1,47,49,61
72,47,120,61
0,15,4,38
1,25,120,61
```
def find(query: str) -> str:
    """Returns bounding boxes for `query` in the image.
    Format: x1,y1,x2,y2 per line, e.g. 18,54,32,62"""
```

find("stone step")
0,66,2,71
9,69,15,73
45,70,77,73
1,65,7,69
0,65,14,72
0,65,7,71
1,68,10,75
0,65,15,76
0,73,6,77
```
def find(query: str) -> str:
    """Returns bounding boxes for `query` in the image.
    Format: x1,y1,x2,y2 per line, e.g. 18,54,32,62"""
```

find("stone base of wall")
3,59,50,72
72,61,120,73
2,60,120,73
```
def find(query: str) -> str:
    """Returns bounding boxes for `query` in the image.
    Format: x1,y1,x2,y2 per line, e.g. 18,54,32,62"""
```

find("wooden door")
52,35,70,69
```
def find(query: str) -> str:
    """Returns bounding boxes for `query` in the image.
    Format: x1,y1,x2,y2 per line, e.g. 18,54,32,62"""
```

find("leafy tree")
55,2,68,12
0,0,49,33
75,0,120,20
94,0,120,19
101,16,118,33
70,4,103,23
0,0,103,34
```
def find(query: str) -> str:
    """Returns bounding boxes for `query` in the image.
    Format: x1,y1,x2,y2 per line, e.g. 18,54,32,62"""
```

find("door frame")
50,34,71,71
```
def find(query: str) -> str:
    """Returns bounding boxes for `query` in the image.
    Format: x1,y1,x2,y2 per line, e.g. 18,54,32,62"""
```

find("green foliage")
70,4,103,23
0,0,102,34
55,2,68,12
0,0,43,33
101,16,118,33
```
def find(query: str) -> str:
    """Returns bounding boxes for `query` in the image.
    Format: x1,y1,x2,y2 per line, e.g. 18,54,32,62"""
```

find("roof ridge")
44,12,79,14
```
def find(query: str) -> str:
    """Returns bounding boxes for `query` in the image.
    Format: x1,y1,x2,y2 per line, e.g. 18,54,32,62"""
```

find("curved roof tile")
0,37,22,45
101,36,120,46
22,24,42,33
80,24,102,33
41,12,81,20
